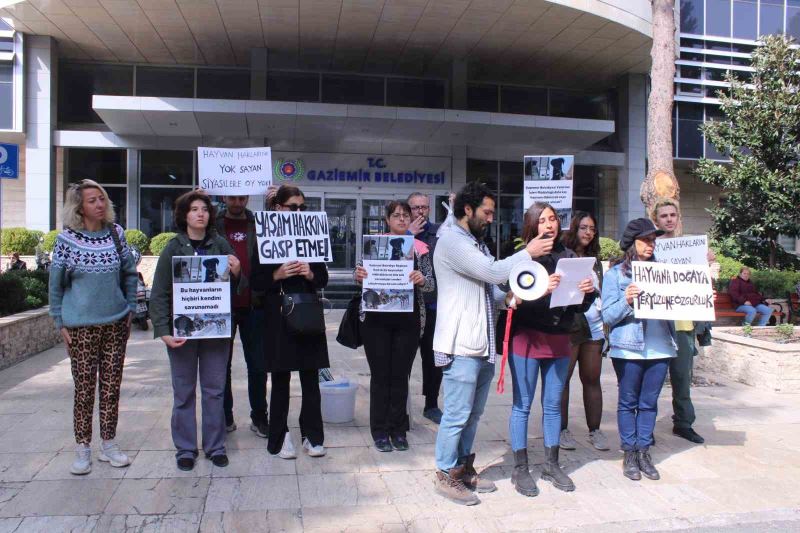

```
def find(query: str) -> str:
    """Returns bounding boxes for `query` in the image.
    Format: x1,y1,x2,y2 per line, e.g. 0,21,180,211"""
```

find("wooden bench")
715,292,783,324
788,292,800,324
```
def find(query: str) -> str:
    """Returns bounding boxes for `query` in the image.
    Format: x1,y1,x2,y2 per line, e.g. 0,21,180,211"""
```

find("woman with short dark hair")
150,190,241,471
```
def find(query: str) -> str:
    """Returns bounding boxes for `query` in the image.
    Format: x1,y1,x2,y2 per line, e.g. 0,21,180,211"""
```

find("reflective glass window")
67,148,127,185
467,84,498,112
788,0,800,38
500,86,547,115
680,0,705,33
58,63,134,124
139,188,186,237
0,39,13,52
680,65,702,79
679,102,704,120
498,161,523,195
573,166,598,197
0,72,10,130
733,0,758,39
140,150,193,186
549,90,609,119
759,0,785,36
680,51,705,61
466,159,498,193
678,119,704,158
267,71,320,102
321,74,384,105
196,69,250,100
136,67,194,98
707,0,732,37
386,78,445,108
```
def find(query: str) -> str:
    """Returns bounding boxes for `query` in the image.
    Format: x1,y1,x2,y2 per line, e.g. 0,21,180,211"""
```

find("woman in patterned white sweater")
49,179,138,475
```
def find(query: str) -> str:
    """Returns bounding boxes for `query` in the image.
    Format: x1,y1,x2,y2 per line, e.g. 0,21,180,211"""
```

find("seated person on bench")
729,267,772,326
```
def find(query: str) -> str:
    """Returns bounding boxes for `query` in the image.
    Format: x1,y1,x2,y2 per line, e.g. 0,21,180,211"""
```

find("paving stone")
125,450,212,479
95,513,202,532
105,477,210,515
0,479,119,517
14,515,99,532
205,476,300,512
295,445,378,475
0,452,54,482
301,504,405,532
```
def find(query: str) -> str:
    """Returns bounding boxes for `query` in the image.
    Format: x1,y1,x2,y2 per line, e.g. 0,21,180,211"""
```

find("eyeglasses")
282,203,308,212
390,213,411,220
578,225,597,233
410,205,429,211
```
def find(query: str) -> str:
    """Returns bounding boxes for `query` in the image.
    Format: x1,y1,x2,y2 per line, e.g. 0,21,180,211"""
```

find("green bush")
124,229,150,254
0,274,26,316
1,228,43,255
42,229,59,252
599,237,621,261
149,232,177,256
751,270,800,299
712,251,745,291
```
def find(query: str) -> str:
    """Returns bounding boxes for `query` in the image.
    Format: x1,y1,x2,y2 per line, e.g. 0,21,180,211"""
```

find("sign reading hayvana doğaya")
631,261,715,322
198,147,273,195
254,211,333,264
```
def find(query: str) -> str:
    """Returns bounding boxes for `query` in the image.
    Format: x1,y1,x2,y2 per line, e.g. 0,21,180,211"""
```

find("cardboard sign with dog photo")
171,255,232,339
361,235,414,313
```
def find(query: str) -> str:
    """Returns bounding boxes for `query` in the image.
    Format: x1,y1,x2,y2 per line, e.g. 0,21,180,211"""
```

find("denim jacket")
601,262,676,352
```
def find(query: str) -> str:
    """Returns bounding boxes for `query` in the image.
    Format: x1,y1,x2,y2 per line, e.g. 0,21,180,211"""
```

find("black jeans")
362,314,420,441
224,308,268,426
267,369,323,454
419,308,443,410
670,330,697,429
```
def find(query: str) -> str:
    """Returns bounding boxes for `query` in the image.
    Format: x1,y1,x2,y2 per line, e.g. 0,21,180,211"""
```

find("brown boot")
462,453,497,493
433,466,480,506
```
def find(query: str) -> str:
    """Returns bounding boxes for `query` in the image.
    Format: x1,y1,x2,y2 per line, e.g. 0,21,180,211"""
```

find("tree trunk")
641,0,681,229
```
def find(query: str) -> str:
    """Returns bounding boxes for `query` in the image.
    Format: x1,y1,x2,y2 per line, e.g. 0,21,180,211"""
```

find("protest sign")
523,155,574,226
254,211,332,264
550,257,597,308
172,255,232,339
362,235,414,313
198,147,273,195
654,235,708,265
631,261,715,322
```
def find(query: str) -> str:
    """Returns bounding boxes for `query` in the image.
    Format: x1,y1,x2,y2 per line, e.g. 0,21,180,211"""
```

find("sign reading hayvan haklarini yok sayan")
198,147,273,195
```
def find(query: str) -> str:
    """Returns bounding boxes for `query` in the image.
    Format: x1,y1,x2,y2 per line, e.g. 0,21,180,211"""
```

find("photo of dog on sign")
172,255,230,284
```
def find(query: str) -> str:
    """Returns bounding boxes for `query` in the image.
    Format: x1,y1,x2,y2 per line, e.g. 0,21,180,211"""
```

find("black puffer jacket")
511,242,597,334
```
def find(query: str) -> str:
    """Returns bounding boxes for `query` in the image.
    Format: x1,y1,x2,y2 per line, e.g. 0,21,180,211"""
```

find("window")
733,0,758,40
140,150,193,186
139,150,194,237
707,0,732,37
788,0,800,39
386,78,445,108
467,84,498,112
680,0,705,33
321,74,384,105
136,67,194,98
500,86,547,115
760,0,785,36
196,69,250,100
549,90,609,120
66,148,128,225
266,71,320,102
58,63,134,124
0,64,12,129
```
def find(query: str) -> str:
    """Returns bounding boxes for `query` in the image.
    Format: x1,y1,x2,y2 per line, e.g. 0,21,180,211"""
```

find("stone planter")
698,326,800,393
0,306,61,370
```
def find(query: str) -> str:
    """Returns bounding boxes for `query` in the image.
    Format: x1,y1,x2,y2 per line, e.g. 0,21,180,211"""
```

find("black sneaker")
209,454,229,467
176,457,195,471
423,407,443,424
374,438,393,452
672,426,705,444
250,419,269,438
390,434,409,451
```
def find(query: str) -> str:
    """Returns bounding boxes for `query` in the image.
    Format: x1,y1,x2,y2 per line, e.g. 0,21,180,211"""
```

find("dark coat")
250,258,330,372
729,276,764,307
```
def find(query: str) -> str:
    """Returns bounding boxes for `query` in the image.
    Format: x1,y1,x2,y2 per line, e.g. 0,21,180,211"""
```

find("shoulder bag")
336,294,362,349
280,283,326,336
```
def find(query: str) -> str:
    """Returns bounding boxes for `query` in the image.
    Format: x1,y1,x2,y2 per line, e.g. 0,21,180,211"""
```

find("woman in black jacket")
504,202,595,497
250,185,329,460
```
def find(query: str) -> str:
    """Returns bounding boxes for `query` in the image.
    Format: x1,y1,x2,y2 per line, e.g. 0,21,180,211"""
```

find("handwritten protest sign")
362,235,414,313
254,211,332,264
655,235,708,265
523,155,574,226
198,147,272,195
172,255,232,339
632,261,715,322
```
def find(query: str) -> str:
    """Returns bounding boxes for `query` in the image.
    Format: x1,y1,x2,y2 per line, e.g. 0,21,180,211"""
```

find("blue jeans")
612,358,670,451
736,304,772,326
508,355,569,450
434,356,495,472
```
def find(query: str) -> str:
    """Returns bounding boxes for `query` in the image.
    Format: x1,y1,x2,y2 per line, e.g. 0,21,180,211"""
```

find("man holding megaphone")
431,183,557,506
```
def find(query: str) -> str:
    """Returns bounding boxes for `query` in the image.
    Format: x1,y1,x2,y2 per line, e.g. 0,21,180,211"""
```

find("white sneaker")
302,437,326,457
588,429,610,451
70,444,92,475
277,432,296,460
98,440,131,467
559,429,578,450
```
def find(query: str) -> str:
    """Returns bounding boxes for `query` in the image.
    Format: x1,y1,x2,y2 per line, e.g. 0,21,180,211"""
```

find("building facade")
3,0,656,268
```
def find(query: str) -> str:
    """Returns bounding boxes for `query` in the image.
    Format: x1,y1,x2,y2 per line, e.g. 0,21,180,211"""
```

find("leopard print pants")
68,319,129,444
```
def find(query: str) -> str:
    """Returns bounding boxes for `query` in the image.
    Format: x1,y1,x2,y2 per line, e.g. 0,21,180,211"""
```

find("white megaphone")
508,260,549,301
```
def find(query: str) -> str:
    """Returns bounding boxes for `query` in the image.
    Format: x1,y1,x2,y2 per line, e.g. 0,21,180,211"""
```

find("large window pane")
573,166,598,197
678,102,704,120
0,83,11,130
67,148,127,185
321,74,384,105
500,86,547,115
678,119,704,158
386,78,445,108
499,161,523,195
788,1,800,39
466,159,498,193
549,90,609,119
105,187,127,228
760,0,785,36
680,0,704,33
136,67,194,98
467,84,498,112
497,195,522,259
58,63,134,124
266,71,320,102
140,188,188,237
140,150,193,186
197,69,250,100
733,0,758,39
707,0,732,37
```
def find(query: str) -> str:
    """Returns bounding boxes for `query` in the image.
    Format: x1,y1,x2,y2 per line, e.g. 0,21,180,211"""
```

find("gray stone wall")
0,307,61,370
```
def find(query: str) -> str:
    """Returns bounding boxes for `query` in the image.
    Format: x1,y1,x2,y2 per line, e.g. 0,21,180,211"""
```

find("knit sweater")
432,224,530,358
48,224,138,330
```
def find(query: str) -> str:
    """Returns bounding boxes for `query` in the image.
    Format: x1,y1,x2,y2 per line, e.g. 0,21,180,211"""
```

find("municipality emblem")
274,159,305,181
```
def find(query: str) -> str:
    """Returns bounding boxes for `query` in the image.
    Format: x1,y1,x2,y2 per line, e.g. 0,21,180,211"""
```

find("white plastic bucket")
320,379,358,424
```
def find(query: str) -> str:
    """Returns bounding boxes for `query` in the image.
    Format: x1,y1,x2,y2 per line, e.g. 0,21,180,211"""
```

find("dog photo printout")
361,235,414,313
172,255,232,339
523,155,575,227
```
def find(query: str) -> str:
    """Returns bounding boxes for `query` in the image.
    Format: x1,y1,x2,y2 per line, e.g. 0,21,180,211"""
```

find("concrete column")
616,73,647,238
250,48,268,100
126,149,139,229
450,59,468,110
451,145,467,192
24,36,57,231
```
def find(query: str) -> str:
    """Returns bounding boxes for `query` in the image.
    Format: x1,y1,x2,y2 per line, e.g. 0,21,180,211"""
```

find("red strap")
496,307,514,394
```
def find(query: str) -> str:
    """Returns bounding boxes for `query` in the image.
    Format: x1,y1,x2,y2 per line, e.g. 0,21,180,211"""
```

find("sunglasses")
282,203,308,212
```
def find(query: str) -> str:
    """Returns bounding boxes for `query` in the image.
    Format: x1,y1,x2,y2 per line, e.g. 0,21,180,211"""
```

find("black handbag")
280,287,326,336
337,295,362,349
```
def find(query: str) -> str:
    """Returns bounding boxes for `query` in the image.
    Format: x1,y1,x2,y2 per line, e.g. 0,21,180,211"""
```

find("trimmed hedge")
599,237,621,261
149,232,177,256
1,228,43,255
0,270,50,317
42,229,59,252
124,229,150,254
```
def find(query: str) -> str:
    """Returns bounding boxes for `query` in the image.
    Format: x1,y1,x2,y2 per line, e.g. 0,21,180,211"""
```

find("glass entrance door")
324,196,357,270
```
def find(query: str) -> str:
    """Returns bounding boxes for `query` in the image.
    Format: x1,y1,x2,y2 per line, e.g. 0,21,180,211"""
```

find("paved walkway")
0,311,798,532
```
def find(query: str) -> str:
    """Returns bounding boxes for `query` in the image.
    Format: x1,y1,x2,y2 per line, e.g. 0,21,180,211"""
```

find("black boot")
541,446,575,492
623,450,641,481
637,449,660,480
511,449,538,497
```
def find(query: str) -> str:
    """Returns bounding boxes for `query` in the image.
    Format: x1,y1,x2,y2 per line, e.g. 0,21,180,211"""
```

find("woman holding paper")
354,200,434,452
601,218,674,482
150,190,241,472
250,184,330,460
504,202,596,497
558,212,609,452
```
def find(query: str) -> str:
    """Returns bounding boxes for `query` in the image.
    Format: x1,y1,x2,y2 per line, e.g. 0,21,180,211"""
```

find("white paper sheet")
550,257,597,308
